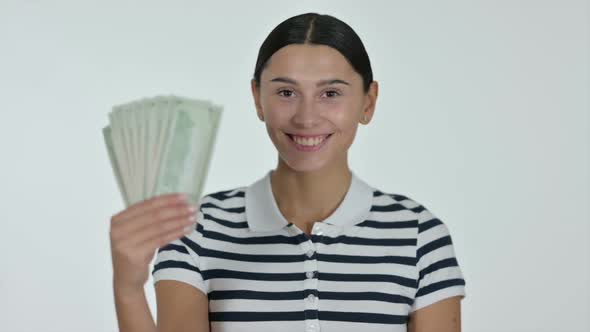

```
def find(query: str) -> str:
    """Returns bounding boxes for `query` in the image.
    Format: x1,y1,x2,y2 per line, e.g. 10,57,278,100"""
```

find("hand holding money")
110,193,197,295
103,94,222,292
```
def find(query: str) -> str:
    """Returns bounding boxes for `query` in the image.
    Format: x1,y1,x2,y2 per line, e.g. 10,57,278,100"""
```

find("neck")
270,157,352,230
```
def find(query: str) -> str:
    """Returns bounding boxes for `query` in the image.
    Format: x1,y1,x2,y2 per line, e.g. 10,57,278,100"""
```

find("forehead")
262,44,356,82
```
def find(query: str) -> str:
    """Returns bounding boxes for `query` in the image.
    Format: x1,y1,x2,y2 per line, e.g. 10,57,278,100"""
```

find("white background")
0,1,588,331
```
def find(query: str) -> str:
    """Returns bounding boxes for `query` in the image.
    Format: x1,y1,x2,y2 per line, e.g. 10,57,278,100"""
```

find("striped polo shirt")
152,169,466,332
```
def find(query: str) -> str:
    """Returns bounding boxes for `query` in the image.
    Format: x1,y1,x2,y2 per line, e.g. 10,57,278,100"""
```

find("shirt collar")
245,169,374,232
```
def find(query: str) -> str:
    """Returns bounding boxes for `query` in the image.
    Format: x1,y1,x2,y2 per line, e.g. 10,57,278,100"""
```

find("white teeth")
291,135,328,146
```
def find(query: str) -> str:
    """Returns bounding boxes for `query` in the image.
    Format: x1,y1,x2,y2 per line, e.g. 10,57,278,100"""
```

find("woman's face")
251,43,378,173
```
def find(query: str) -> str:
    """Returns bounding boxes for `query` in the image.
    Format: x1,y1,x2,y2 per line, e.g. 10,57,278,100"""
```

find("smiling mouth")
285,132,333,148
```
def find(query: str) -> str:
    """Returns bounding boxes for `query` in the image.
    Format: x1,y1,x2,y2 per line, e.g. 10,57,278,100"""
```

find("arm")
110,193,203,332
408,197,466,332
113,283,157,332
150,200,211,331
113,280,209,332
155,280,210,332
407,296,462,332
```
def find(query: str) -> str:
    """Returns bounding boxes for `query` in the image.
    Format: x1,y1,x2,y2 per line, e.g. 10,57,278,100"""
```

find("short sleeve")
151,206,208,295
411,203,466,312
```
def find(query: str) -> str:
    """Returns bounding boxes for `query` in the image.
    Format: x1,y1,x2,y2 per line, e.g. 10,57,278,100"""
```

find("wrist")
113,280,145,300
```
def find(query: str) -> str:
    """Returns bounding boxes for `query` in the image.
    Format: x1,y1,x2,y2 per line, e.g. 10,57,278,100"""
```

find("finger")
135,219,195,254
112,203,196,242
127,213,196,248
112,193,188,223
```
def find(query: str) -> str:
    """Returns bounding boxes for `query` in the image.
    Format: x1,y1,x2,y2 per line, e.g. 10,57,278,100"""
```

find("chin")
279,155,332,173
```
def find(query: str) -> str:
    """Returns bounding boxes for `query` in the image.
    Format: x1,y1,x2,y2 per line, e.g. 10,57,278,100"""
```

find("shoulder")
369,188,456,246
196,185,249,230
370,191,467,312
371,189,442,224
377,191,466,291
203,186,247,201
200,185,247,204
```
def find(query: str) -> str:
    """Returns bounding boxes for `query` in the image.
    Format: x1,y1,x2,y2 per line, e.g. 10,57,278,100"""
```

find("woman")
111,12,466,332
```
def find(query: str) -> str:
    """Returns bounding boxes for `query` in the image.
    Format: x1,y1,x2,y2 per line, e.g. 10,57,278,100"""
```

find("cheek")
330,109,360,144
264,109,291,126
330,107,360,129
262,100,295,123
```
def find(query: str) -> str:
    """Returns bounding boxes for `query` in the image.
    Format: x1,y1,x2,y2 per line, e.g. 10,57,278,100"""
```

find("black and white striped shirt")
152,169,466,332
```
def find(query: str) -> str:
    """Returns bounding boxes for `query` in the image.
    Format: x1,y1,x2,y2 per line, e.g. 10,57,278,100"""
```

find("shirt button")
306,323,317,332
307,294,316,302
306,249,314,258
306,271,315,279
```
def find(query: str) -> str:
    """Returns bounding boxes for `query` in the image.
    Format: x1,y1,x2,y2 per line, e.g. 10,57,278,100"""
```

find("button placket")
302,225,320,331
306,320,319,332
303,257,318,287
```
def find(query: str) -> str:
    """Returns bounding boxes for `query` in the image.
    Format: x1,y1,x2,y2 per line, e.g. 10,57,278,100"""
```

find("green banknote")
102,94,223,207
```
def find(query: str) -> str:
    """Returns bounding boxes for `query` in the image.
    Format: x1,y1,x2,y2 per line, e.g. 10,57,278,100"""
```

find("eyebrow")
269,77,350,87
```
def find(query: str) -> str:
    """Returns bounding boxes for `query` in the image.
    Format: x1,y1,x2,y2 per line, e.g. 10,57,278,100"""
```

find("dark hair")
252,12,374,94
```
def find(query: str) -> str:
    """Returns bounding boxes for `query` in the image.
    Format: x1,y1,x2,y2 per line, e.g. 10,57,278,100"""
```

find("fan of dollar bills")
102,94,223,207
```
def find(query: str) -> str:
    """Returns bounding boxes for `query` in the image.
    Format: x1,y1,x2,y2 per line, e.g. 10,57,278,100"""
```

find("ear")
361,80,379,124
251,79,264,121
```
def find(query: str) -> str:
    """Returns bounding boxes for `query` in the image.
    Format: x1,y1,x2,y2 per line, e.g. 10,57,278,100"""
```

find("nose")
291,98,321,128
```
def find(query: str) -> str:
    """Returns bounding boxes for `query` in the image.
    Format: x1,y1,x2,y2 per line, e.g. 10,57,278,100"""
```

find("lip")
285,132,333,152
285,132,333,138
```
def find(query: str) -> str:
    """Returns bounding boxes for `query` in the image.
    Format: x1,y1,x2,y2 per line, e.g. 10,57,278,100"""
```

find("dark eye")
278,89,294,97
324,90,340,98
